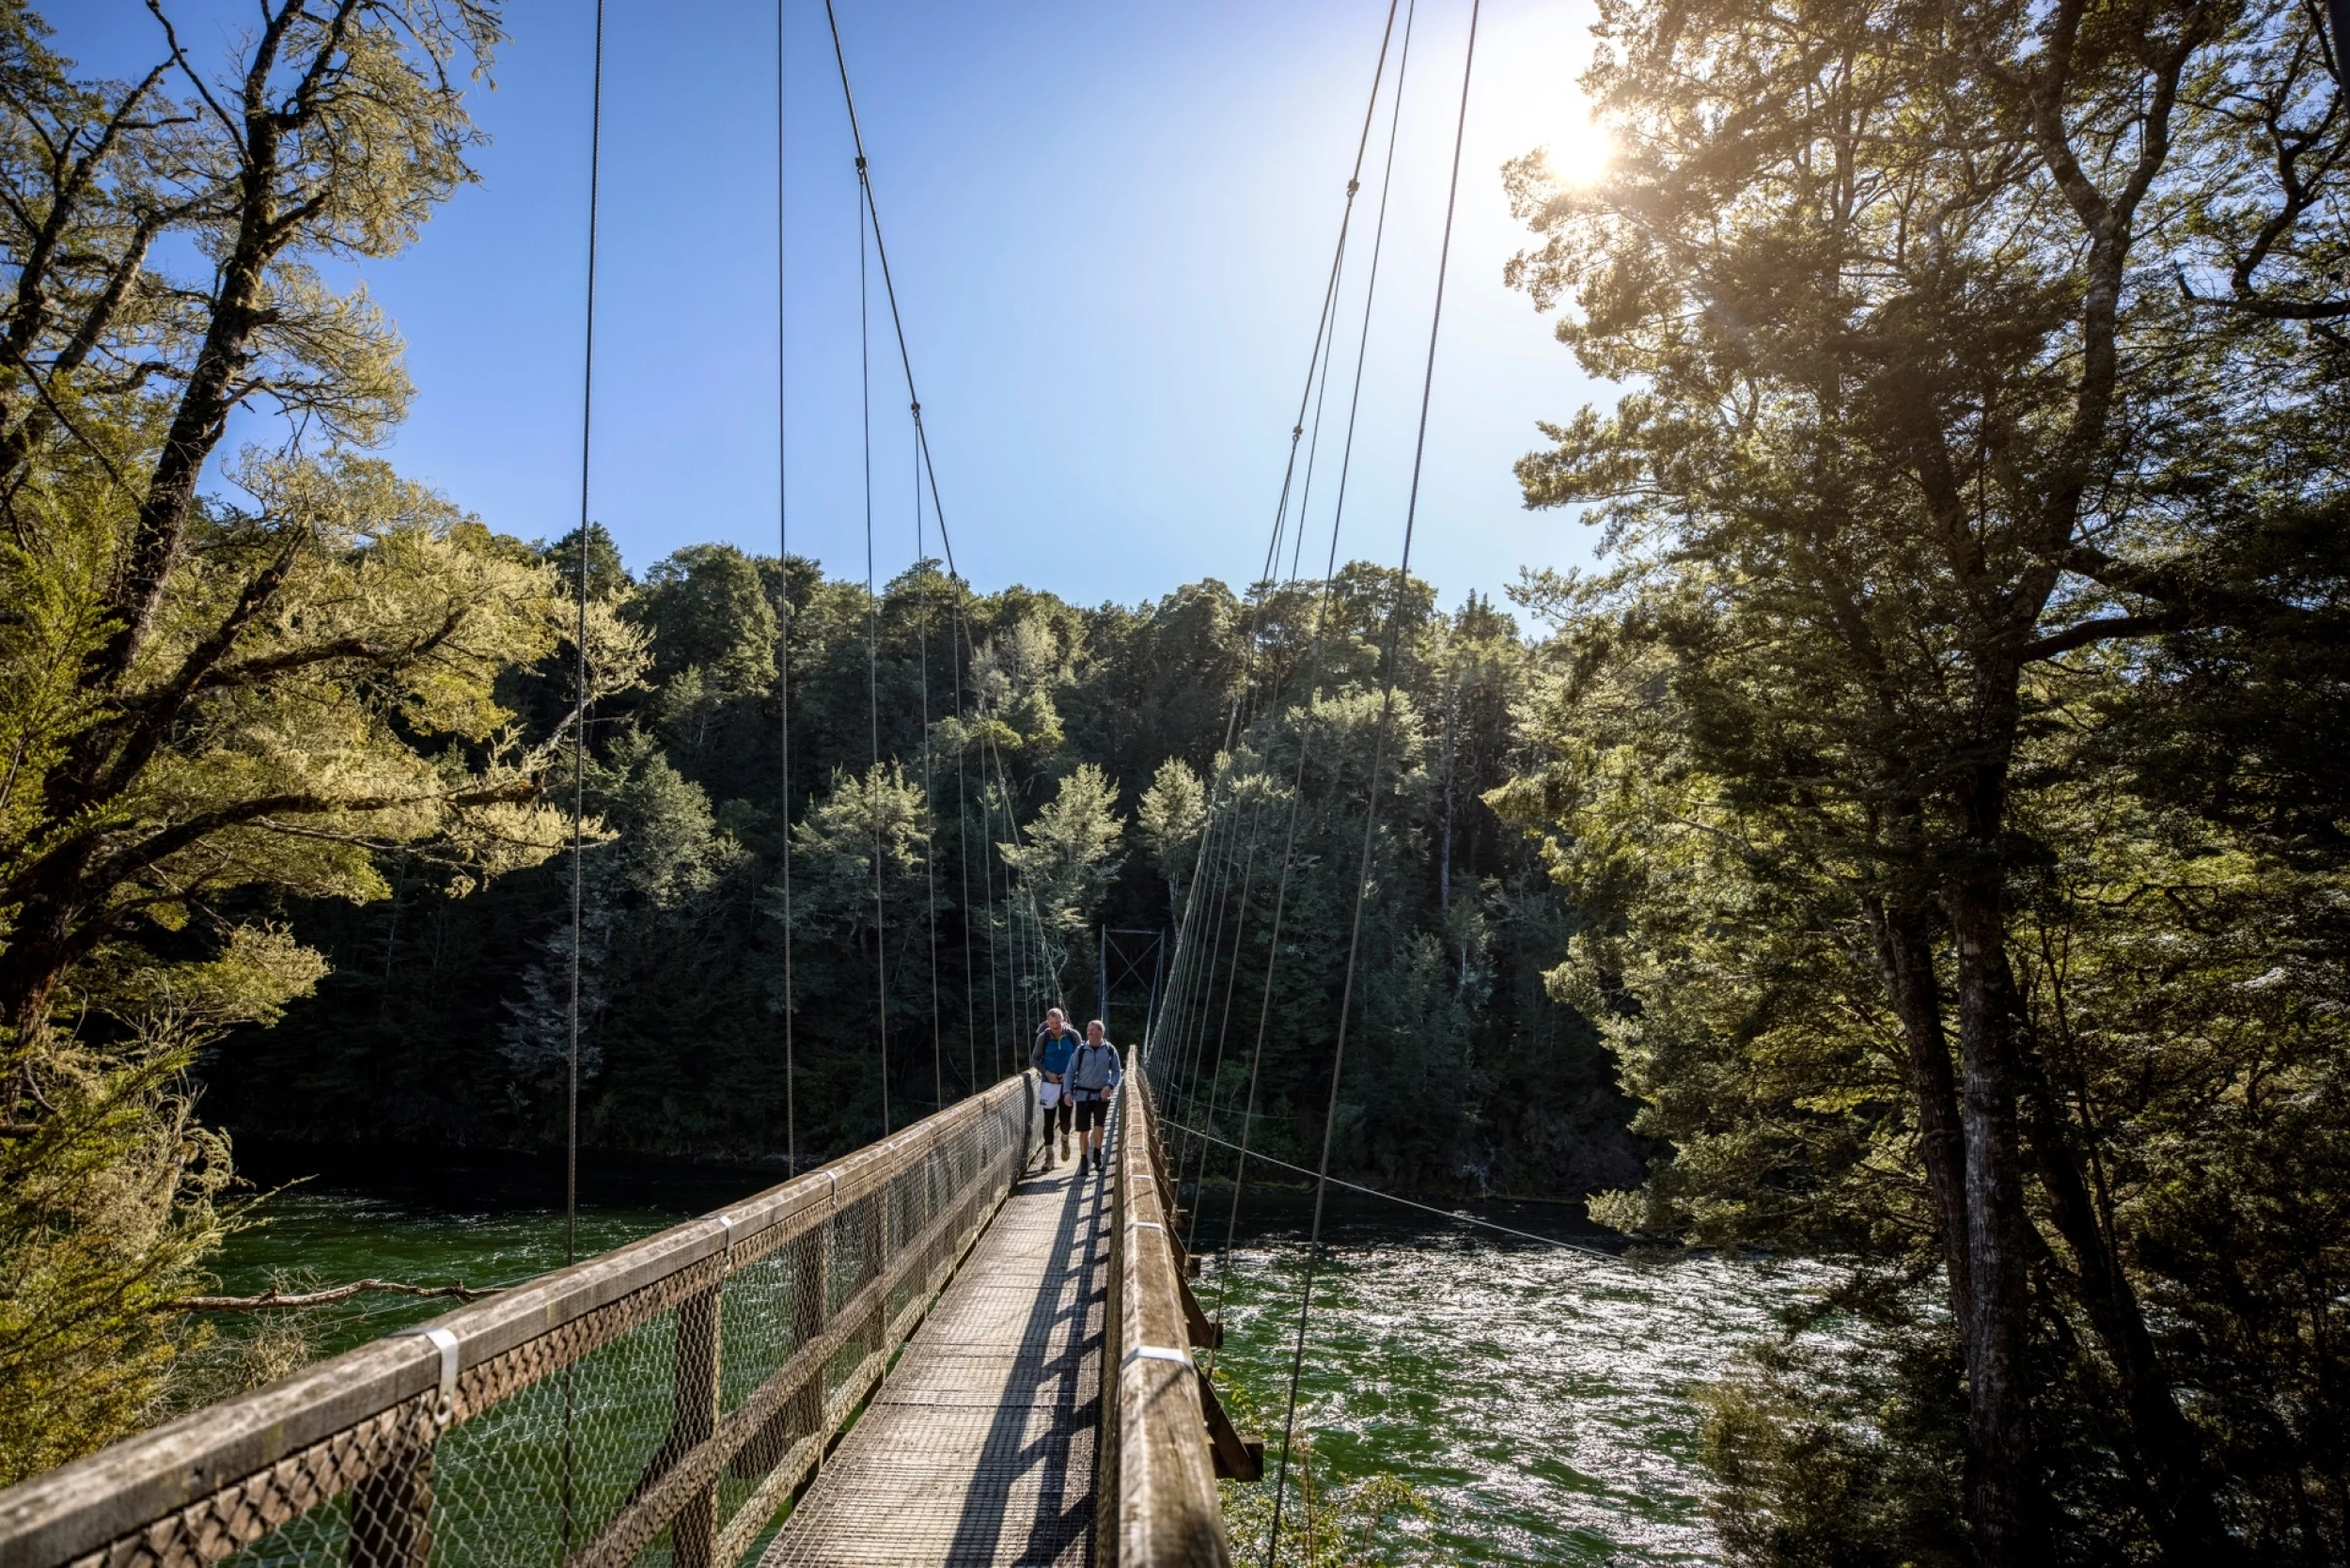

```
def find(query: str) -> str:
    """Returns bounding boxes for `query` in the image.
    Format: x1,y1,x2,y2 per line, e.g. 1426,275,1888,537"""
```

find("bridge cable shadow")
940,1161,1108,1564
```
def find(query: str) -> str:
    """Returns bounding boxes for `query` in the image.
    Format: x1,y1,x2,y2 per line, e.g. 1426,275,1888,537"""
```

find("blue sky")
57,0,1610,614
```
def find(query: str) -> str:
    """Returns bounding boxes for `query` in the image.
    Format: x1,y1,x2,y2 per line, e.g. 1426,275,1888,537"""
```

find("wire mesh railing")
0,1075,1039,1568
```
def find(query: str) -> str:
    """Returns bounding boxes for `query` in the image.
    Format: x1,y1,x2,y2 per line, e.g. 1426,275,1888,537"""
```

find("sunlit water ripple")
1206,1223,1841,1564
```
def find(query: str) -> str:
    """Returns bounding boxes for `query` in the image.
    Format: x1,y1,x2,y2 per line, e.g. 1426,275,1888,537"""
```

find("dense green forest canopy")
208,539,1638,1200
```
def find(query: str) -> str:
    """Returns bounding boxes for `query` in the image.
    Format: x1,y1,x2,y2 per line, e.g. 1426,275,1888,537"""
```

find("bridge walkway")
762,1158,1109,1567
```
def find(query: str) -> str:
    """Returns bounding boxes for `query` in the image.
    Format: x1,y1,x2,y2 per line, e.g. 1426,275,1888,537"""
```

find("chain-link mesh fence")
0,1077,1036,1568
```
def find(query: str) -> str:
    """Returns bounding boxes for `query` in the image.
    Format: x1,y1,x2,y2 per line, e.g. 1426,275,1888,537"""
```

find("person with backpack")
1029,1008,1080,1166
1066,1019,1122,1175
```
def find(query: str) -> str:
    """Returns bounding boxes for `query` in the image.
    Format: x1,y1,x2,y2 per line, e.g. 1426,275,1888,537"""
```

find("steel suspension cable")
1208,0,1425,1330
1284,274,1350,586
1165,784,1250,1135
1264,7,1482,1561
948,584,983,1092
774,0,796,1172
1167,806,1255,1189
991,751,1026,1037
857,168,890,1137
1179,806,1250,1095
1318,0,1418,606
1167,1120,1618,1257
1162,766,1285,1219
1179,787,1283,1254
1288,0,1421,606
980,760,1008,1079
916,447,944,1107
1214,694,1332,1333
1143,0,1404,1085
1138,761,1234,1091
1175,755,1276,1117
822,0,1064,1064
562,1,606,1550
566,0,607,1279
1165,752,1273,1136
1161,752,1245,1080
1182,0,1422,1204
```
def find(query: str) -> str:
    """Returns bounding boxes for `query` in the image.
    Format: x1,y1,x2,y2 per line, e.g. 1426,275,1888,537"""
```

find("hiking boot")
1059,1134,1070,1163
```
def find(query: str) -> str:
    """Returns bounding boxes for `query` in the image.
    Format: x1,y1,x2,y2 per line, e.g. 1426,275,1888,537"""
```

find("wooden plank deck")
760,1149,1111,1567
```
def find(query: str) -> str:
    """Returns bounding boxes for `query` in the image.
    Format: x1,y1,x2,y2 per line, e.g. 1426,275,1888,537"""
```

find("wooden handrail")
1100,1070,1233,1567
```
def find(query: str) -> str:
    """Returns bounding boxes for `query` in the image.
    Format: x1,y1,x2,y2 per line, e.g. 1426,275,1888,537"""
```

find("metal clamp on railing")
396,1325,462,1431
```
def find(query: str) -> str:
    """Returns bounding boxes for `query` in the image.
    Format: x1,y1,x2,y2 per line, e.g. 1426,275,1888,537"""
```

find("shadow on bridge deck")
760,1154,1110,1567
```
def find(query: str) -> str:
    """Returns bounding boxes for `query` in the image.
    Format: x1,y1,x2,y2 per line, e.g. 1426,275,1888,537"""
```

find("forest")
199,539,1639,1199
5,0,2350,1564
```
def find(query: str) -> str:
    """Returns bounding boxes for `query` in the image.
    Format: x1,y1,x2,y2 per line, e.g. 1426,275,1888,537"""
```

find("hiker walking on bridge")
1068,1020,1122,1175
1031,1007,1080,1166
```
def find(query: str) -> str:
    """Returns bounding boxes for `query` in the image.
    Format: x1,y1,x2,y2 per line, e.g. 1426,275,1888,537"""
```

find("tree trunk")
1868,883,2063,1561
5,40,317,1043
0,842,104,1058
1949,856,2051,1567
2018,1068,2231,1561
1864,892,1972,1313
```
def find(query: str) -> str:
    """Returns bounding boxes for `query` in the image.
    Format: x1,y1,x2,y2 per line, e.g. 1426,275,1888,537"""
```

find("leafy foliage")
1491,0,2350,1554
206,560,1637,1211
1007,762,1124,998
0,0,631,1478
1136,756,1207,920
0,1019,232,1484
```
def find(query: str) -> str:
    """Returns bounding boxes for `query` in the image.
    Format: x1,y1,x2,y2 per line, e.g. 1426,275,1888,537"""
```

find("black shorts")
1072,1096,1108,1133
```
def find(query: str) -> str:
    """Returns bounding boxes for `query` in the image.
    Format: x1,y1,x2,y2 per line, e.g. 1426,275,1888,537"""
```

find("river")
204,1145,1836,1566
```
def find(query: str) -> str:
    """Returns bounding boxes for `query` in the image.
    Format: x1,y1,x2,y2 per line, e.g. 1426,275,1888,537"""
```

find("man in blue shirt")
1029,1008,1080,1166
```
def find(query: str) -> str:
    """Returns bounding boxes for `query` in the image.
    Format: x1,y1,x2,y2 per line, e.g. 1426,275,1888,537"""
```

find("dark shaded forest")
200,532,1641,1197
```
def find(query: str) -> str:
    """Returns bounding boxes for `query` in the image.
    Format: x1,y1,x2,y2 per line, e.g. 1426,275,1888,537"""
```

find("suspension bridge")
0,0,1545,1559
0,1069,1253,1568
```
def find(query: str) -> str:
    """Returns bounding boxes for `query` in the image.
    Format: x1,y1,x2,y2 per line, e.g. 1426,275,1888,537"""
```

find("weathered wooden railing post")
669,1239,726,1568
347,1417,434,1567
348,1324,457,1568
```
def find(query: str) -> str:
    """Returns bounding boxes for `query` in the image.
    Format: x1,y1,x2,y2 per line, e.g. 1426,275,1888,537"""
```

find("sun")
1476,6,1612,187
1540,111,1613,188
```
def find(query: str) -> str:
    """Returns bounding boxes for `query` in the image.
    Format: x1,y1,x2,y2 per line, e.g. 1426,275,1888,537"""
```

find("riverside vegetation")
1488,0,2350,1559
3,0,2349,1565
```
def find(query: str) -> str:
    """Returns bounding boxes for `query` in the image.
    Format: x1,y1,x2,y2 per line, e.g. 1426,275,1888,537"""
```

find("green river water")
205,1146,1836,1566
